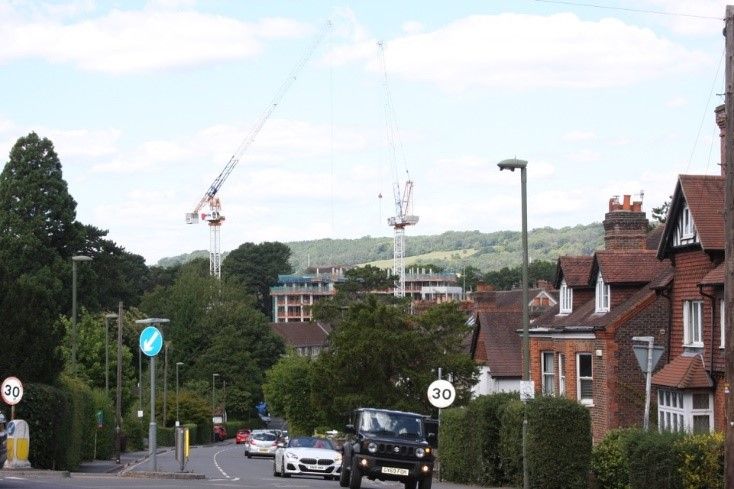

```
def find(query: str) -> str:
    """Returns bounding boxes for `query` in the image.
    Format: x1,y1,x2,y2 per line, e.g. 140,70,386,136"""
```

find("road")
0,439,490,489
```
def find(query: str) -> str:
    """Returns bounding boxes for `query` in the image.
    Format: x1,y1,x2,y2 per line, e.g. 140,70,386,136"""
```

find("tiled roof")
557,256,594,288
270,321,331,349
700,262,725,286
593,250,671,284
652,354,713,389
658,175,724,258
532,265,673,332
495,289,558,309
470,311,523,378
646,225,665,250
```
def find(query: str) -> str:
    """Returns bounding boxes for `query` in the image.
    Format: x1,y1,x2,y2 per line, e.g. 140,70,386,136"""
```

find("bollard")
5,420,31,469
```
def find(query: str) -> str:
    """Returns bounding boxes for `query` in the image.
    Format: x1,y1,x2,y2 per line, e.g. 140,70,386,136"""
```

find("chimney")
603,194,649,250
535,279,551,291
716,104,726,177
472,282,497,312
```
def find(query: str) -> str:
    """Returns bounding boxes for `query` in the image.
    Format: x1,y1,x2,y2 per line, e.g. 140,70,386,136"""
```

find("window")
658,389,713,434
595,272,610,313
559,280,572,314
673,204,698,246
576,353,593,405
683,301,703,347
558,354,566,395
721,299,726,349
542,352,555,396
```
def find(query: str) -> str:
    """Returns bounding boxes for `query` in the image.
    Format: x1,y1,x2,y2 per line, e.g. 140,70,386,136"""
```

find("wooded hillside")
158,223,604,273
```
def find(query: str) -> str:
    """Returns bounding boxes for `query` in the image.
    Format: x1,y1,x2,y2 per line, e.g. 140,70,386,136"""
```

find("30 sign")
1,377,23,406
427,379,455,408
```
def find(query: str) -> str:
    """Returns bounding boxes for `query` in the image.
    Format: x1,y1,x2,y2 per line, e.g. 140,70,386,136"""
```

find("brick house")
270,321,332,357
469,283,558,397
529,196,672,442
651,173,725,433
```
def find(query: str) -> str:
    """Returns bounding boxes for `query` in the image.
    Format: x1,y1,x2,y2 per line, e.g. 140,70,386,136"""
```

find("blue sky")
0,0,727,264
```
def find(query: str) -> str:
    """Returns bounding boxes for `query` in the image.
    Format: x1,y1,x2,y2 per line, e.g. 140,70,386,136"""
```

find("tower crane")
379,41,418,298
185,20,332,279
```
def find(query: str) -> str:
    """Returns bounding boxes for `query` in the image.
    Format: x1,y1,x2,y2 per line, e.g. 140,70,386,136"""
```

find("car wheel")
273,461,279,477
246,452,252,459
339,465,349,487
418,477,432,489
349,461,361,489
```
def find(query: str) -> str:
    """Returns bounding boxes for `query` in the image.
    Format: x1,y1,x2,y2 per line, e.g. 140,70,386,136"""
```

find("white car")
244,430,279,458
273,436,342,480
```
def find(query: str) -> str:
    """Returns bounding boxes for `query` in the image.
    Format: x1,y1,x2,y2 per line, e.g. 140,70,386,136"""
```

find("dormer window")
673,204,698,246
559,280,572,314
595,272,610,313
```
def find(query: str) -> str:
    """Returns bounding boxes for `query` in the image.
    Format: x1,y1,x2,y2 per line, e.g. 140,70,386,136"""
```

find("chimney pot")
623,195,631,210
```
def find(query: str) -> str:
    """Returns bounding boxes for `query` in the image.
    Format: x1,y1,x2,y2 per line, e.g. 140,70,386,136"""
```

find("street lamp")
71,255,93,374
104,313,118,396
498,158,530,489
212,373,220,442
175,362,184,427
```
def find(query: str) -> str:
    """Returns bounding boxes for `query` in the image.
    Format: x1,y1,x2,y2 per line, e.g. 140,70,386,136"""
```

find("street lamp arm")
498,158,528,171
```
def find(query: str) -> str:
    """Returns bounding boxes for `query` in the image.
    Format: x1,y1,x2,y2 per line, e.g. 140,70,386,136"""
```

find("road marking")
213,445,240,479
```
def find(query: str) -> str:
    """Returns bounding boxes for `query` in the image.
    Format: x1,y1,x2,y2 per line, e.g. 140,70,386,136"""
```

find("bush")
498,398,525,487
13,383,70,469
627,430,683,489
591,428,638,489
466,393,519,486
675,432,724,489
123,410,146,451
526,396,592,489
157,426,175,446
438,407,474,483
90,389,115,460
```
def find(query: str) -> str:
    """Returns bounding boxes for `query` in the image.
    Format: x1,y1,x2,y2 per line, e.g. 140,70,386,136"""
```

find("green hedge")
526,396,592,489
676,432,724,489
90,389,115,460
13,383,70,469
590,428,636,489
438,407,473,483
627,430,683,489
498,398,525,487
466,392,519,486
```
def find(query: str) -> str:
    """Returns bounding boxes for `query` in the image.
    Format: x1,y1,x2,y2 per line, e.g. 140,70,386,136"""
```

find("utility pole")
725,5,734,487
115,301,123,464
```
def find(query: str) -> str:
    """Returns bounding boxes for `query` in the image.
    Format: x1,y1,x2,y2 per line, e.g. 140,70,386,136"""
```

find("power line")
532,0,721,20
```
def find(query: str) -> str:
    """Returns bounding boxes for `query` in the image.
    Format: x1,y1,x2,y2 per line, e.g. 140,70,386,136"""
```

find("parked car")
213,424,228,442
235,429,251,444
273,436,342,480
244,429,279,458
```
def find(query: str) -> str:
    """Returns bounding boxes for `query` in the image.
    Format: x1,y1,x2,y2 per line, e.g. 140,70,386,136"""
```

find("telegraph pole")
724,5,734,487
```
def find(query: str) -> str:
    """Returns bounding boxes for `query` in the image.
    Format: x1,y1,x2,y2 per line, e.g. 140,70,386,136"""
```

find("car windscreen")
289,437,335,449
359,411,423,439
253,432,277,441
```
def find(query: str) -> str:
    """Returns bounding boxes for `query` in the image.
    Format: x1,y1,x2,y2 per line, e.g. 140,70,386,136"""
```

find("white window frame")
558,354,566,396
658,389,713,434
683,300,704,348
541,352,555,396
673,204,698,246
721,299,725,349
576,353,593,406
559,280,572,314
595,272,610,313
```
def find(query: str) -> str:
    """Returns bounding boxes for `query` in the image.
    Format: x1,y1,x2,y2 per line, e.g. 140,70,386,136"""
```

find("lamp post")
114,302,123,465
498,158,529,489
175,362,184,427
104,313,118,396
212,373,219,442
71,255,93,374
163,342,170,426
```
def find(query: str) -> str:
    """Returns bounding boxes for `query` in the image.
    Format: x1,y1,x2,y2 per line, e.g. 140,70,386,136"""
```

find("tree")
651,197,672,224
312,298,477,424
0,133,84,383
222,242,293,317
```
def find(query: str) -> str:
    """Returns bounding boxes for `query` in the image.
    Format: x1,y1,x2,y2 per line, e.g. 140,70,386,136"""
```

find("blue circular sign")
139,326,163,357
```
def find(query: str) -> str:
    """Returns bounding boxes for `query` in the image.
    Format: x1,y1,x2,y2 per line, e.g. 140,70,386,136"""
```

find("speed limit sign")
427,379,456,408
1,377,23,406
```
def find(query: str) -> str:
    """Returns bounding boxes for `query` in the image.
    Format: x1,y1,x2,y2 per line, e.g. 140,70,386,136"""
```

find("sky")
0,0,729,265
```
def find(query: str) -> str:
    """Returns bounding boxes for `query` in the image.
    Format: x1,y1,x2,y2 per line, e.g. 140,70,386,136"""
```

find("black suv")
339,407,437,489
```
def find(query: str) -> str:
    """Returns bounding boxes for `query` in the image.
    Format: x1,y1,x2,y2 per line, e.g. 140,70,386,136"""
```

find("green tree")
652,197,672,224
222,241,293,317
0,133,84,383
263,352,324,435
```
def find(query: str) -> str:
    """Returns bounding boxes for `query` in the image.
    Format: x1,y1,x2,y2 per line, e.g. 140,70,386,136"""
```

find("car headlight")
367,442,378,454
286,451,299,460
415,448,425,458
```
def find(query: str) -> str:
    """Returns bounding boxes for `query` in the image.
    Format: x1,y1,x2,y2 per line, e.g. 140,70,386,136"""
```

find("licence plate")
306,465,325,470
381,467,409,476
259,448,270,452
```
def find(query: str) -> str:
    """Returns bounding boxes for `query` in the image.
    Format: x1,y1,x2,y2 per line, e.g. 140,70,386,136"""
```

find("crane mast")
185,20,332,278
379,41,418,298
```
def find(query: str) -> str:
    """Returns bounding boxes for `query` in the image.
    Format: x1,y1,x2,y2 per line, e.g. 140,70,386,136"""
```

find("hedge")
590,428,637,489
676,432,724,489
438,407,473,483
526,396,592,489
498,398,525,487
627,430,684,489
13,383,70,469
90,389,115,460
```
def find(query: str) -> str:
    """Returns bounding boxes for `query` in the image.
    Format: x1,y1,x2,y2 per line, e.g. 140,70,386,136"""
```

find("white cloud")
666,96,688,108
47,128,121,158
563,130,596,142
402,21,425,34
0,6,312,74
325,12,711,91
567,149,601,163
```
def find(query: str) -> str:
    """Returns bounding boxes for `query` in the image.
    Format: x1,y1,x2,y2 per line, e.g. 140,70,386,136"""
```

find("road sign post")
136,320,168,472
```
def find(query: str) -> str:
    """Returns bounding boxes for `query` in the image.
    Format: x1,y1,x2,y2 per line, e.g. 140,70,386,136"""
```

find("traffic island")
120,470,205,480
